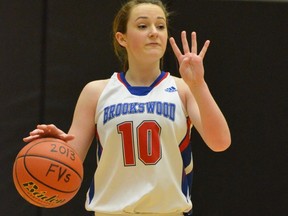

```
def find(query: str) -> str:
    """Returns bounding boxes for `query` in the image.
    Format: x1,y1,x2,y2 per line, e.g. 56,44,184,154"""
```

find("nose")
149,26,158,38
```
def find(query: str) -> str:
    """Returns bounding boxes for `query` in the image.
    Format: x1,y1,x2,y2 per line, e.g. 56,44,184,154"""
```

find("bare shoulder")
172,76,189,99
82,79,109,95
77,79,110,106
172,76,185,87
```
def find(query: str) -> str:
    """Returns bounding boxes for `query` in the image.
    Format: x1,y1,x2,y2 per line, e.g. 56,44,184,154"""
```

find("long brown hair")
112,0,170,71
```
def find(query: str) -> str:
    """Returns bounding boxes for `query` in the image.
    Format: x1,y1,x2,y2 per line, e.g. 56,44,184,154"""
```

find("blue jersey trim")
88,178,95,204
119,71,167,96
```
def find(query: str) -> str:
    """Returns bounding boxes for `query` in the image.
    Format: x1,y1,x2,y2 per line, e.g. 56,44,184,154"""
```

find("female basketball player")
24,0,231,215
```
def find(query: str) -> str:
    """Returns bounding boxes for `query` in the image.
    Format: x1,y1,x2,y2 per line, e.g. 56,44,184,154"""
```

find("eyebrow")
135,16,166,21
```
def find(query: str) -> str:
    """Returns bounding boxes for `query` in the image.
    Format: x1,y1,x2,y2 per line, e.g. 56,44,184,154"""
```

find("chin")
146,50,165,57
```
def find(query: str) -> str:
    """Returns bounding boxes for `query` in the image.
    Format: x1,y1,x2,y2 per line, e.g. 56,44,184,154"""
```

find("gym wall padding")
0,1,44,215
168,2,288,215
1,1,287,216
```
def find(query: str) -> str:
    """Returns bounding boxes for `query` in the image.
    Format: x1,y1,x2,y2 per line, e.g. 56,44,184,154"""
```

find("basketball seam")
20,154,82,193
13,138,82,208
13,160,52,207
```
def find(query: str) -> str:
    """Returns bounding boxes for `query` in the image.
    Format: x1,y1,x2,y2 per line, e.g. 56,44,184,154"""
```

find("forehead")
129,3,166,21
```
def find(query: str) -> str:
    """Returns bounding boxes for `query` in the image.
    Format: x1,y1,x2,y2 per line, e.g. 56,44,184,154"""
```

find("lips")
147,42,160,46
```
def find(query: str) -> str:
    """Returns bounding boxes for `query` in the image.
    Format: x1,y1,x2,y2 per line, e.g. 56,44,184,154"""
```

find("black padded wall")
0,1,43,215
1,1,287,216
167,2,288,215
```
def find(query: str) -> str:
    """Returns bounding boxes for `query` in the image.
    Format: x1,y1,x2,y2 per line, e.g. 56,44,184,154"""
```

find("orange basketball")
13,138,84,208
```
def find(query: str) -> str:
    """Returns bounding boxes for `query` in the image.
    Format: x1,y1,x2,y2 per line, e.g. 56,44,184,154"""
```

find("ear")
115,32,127,47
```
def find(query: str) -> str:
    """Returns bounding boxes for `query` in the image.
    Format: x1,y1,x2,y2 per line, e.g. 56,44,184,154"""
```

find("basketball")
13,138,84,208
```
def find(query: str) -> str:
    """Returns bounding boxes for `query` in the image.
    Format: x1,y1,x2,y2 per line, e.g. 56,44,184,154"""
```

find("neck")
125,64,161,86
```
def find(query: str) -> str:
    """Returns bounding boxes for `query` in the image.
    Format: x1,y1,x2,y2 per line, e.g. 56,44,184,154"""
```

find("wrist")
188,79,207,91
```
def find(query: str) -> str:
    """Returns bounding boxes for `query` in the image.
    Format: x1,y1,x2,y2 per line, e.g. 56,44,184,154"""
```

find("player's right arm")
67,80,108,161
23,79,109,162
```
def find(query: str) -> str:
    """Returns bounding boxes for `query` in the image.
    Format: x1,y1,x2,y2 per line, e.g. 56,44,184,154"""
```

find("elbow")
206,134,231,152
212,139,231,152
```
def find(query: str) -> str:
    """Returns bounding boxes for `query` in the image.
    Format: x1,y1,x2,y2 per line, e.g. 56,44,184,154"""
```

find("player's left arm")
170,31,231,152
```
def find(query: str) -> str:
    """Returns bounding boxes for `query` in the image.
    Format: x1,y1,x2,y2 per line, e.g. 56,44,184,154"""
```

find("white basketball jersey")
85,72,193,214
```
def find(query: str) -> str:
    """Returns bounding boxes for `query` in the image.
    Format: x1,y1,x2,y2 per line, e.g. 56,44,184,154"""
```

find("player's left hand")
169,31,210,87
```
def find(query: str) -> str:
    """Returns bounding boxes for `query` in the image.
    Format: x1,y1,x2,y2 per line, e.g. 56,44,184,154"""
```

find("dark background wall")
1,0,287,215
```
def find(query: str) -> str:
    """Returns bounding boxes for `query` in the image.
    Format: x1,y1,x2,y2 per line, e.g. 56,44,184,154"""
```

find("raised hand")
23,124,74,143
169,31,210,87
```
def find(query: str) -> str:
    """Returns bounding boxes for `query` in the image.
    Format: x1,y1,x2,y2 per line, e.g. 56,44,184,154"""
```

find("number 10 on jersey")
117,120,162,166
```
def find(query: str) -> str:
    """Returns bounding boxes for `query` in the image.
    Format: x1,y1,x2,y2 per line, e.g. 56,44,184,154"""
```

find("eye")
157,24,166,30
138,24,147,29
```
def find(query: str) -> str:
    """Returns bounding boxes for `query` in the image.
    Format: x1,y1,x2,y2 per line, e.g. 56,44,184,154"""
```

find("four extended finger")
199,40,210,59
181,31,190,54
191,32,197,54
171,31,209,58
169,37,182,60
